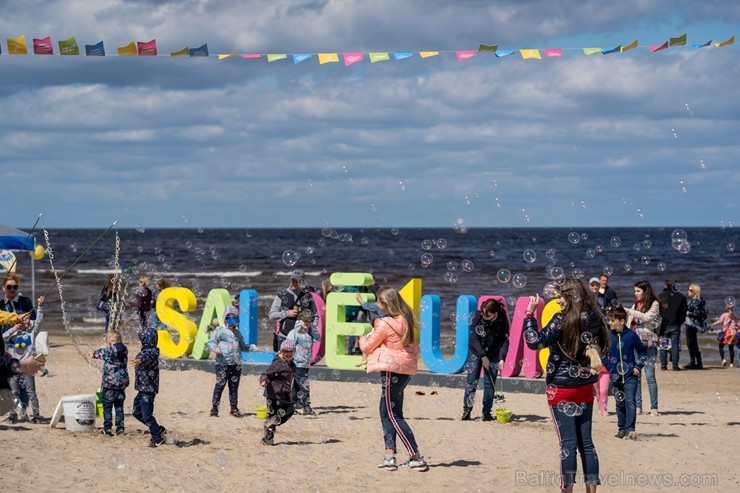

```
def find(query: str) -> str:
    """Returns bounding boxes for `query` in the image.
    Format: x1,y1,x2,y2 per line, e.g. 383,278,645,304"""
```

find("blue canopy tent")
0,224,37,300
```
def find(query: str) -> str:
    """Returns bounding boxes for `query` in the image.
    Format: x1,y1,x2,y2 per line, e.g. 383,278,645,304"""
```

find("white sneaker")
650,409,659,417
377,456,397,470
626,431,638,440
722,359,727,367
406,456,429,472
731,363,735,368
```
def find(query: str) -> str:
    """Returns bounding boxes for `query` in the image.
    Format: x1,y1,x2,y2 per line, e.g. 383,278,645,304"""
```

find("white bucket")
50,394,97,432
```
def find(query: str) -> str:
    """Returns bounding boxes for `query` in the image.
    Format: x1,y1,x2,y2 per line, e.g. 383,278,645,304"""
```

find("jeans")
636,347,659,411
614,376,638,432
132,392,163,441
462,354,499,414
290,367,311,408
379,371,421,457
212,364,242,410
104,309,111,333
660,325,681,368
102,388,126,432
719,343,735,365
8,375,40,418
685,324,702,365
138,310,150,330
549,403,599,488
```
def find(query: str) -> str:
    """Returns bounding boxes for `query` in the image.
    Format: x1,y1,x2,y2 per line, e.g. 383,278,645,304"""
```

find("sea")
9,227,740,363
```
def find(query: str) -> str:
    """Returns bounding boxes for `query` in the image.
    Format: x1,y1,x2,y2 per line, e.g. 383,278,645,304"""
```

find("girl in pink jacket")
359,286,428,472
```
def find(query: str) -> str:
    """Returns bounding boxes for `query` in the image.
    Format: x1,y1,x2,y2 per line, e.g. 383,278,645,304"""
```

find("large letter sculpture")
155,287,198,359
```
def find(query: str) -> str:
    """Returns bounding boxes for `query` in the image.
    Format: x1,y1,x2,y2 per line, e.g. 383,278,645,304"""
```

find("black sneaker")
261,436,275,446
102,429,113,436
482,413,494,422
230,409,244,418
159,426,167,438
149,437,165,448
615,430,626,439
303,406,316,416
461,410,472,421
493,395,506,403
31,416,42,424
116,428,125,436
210,408,218,417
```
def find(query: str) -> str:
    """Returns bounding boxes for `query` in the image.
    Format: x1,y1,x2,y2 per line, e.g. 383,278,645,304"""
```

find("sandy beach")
1,334,734,492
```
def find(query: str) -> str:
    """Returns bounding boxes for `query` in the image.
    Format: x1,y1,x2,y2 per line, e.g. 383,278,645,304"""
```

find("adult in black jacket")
461,299,509,422
524,277,609,491
658,279,687,371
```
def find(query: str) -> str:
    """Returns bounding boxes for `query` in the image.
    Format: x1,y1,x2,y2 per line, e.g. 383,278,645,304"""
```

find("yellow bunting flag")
715,35,735,47
478,44,498,52
669,34,687,46
582,47,602,55
7,35,28,55
419,51,439,58
218,51,237,60
117,41,137,56
520,49,541,59
318,53,339,64
267,54,287,62
170,47,189,57
621,39,638,52
369,52,390,63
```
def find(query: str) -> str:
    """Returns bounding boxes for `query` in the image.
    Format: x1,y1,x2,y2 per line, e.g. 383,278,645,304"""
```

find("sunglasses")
5,285,19,290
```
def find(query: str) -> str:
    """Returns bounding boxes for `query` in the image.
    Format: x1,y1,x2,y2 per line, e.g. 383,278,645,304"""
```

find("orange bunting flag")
582,47,601,55
419,51,439,58
669,34,687,46
621,40,638,52
33,36,54,55
715,35,735,47
118,41,137,56
456,51,476,61
7,35,28,55
650,41,669,52
543,48,563,57
137,39,157,56
318,53,339,64
520,49,541,60
343,53,363,66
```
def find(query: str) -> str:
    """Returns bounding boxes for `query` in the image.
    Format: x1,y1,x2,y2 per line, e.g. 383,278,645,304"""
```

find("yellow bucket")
496,408,513,423
255,405,268,419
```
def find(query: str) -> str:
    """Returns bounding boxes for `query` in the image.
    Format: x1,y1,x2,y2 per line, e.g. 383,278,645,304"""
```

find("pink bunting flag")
456,50,477,61
33,36,53,55
343,52,364,66
543,48,563,57
137,39,157,56
649,41,669,52
240,53,262,59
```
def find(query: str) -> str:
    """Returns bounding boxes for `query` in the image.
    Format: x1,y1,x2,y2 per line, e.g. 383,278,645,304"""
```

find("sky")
2,0,739,229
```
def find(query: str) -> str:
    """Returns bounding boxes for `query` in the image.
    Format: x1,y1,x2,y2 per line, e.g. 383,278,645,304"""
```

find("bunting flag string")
0,33,735,65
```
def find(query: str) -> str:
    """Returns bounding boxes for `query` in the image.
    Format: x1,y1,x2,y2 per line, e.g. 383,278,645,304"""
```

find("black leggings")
719,343,735,364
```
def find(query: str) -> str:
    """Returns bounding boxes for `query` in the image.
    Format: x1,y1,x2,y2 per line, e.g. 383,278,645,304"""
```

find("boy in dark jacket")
260,340,297,445
603,307,647,440
91,329,129,435
132,328,166,447
462,299,510,422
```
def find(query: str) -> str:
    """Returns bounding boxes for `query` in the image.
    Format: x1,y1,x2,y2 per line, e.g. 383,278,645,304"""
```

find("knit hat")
280,340,296,352
290,269,305,280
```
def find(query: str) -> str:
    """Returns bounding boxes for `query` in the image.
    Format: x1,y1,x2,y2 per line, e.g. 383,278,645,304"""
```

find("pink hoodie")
359,315,419,375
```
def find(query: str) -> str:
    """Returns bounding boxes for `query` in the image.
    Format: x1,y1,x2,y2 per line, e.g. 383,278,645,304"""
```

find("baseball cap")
280,340,296,352
290,269,305,280
589,277,600,285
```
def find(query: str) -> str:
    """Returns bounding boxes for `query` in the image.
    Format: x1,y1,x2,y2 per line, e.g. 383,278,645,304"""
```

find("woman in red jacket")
360,286,428,472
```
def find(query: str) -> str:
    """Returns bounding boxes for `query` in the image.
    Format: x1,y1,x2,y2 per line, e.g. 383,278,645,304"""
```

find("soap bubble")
542,282,561,299
614,390,626,402
524,330,539,344
282,250,300,267
444,272,458,283
677,241,691,254
523,249,537,263
603,266,613,276
497,269,512,283
659,338,672,351
546,362,555,373
643,239,653,249
446,260,459,271
549,267,565,282
581,233,588,240
421,240,433,250
391,228,400,235
616,362,628,375
610,236,621,247
657,262,667,272
726,296,736,307
420,253,433,267
586,248,596,259
568,232,580,244
580,332,593,344
545,249,556,260
641,255,650,265
572,269,584,279
436,238,448,249
728,243,736,253
512,274,527,288
461,259,474,272
107,454,128,473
